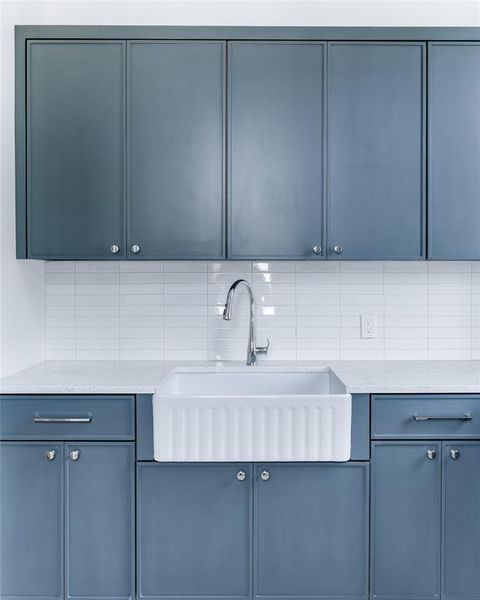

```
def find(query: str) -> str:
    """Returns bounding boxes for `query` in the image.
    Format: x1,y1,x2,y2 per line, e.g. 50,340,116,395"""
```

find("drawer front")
372,395,480,439
0,395,135,440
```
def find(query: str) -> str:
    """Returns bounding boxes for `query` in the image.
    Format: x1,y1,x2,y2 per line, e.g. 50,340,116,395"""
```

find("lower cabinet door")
137,463,252,600
0,442,64,600
65,442,134,600
443,442,480,600
371,442,441,600
255,462,369,599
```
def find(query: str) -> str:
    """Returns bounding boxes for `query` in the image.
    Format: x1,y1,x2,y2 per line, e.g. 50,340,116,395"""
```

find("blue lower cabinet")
0,442,64,600
255,462,369,600
137,463,253,600
371,442,442,600
442,442,480,600
65,443,134,600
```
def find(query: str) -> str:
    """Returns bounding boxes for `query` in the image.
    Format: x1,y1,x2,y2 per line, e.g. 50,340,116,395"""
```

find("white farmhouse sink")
153,370,351,462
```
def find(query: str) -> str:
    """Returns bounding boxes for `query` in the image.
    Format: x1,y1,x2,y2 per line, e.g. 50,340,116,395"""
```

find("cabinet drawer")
0,395,134,440
372,395,480,439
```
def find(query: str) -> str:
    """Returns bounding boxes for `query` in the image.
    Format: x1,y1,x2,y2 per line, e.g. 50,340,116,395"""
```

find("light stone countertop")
2,360,480,395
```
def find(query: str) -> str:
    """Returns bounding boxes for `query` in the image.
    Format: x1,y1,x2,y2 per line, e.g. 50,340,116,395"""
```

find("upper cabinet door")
27,42,125,259
428,43,480,259
228,42,325,260
128,42,225,259
327,43,425,260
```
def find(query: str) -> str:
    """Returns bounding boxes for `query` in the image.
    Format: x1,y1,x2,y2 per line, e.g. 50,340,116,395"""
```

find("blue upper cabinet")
128,42,225,259
27,41,125,259
428,43,480,259
327,43,425,260
228,42,326,260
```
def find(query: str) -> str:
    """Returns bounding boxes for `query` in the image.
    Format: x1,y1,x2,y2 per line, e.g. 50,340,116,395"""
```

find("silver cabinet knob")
110,244,120,254
332,245,344,255
236,470,247,481
312,245,322,255
130,244,141,254
426,449,437,460
69,450,80,461
45,450,56,461
260,470,270,481
450,449,461,460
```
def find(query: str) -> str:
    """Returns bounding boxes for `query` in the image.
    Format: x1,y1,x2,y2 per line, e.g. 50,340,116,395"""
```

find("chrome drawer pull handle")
413,414,472,422
33,417,93,423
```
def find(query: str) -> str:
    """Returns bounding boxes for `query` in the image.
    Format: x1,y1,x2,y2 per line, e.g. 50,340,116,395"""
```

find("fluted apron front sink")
153,370,351,462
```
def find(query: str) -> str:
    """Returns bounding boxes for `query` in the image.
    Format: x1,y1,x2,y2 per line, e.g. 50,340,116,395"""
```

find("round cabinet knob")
426,449,437,460
236,470,247,481
130,244,141,254
70,450,80,461
312,245,322,255
110,244,120,254
260,470,270,481
45,450,56,461
332,245,344,255
450,449,461,460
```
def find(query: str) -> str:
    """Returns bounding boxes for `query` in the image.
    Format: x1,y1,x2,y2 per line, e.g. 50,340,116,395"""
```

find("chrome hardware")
131,244,141,254
45,450,56,461
413,414,472,422
260,470,270,481
312,245,322,255
110,244,120,254
223,279,270,366
33,417,93,424
332,245,344,255
236,470,247,481
70,450,80,461
450,449,461,460
426,449,437,460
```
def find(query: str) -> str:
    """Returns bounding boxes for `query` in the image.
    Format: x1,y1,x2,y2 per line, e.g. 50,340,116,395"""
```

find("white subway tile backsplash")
44,260,479,361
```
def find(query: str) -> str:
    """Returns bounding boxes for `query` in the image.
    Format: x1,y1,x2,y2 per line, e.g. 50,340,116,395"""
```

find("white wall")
1,0,480,375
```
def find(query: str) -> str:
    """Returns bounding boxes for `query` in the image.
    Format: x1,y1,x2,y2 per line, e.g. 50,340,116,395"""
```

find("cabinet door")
27,41,125,259
255,462,369,599
228,42,325,259
0,442,63,600
128,42,225,259
327,43,425,259
65,443,134,600
371,442,441,600
137,463,252,599
428,43,480,259
443,442,480,600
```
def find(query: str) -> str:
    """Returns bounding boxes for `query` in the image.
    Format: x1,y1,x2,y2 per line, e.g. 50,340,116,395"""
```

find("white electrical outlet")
360,314,377,339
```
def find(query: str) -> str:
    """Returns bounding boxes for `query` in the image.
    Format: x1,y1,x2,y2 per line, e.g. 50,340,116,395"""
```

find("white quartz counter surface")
2,360,480,394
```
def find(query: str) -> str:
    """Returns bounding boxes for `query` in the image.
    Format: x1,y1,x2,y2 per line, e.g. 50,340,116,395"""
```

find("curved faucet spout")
223,279,269,366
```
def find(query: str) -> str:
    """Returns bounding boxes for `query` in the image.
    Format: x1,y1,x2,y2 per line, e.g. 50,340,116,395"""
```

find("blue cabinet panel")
371,442,441,600
128,41,225,259
65,443,134,600
137,463,252,599
0,442,64,600
228,42,325,259
442,442,480,600
27,41,125,259
327,43,425,259
428,43,480,259
255,462,369,599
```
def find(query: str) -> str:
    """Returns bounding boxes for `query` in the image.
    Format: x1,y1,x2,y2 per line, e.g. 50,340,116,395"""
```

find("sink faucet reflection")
223,279,270,366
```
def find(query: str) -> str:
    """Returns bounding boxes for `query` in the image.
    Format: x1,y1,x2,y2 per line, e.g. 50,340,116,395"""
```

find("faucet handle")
256,338,270,355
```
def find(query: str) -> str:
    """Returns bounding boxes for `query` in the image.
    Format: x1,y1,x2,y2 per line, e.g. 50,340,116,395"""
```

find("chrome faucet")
223,279,270,366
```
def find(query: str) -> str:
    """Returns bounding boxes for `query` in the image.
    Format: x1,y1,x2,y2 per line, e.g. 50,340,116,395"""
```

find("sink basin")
153,370,351,463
